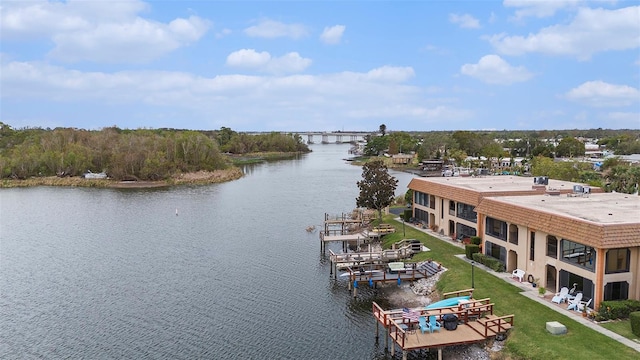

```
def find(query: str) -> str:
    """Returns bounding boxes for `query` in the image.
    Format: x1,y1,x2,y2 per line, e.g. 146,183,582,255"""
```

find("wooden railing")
472,314,514,337
442,288,475,299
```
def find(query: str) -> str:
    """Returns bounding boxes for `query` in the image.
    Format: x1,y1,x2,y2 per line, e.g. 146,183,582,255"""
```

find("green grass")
601,319,640,341
379,215,640,359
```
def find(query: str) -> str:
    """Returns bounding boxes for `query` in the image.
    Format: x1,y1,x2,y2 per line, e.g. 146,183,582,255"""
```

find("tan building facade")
407,176,640,310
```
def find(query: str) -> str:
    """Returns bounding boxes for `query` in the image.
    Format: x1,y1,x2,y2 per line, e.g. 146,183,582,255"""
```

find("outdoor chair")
577,298,592,312
418,316,430,334
551,287,569,304
428,316,442,333
512,269,525,282
567,292,583,311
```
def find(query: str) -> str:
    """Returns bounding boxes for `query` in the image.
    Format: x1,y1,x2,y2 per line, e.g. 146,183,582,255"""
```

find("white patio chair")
552,287,569,304
567,292,583,311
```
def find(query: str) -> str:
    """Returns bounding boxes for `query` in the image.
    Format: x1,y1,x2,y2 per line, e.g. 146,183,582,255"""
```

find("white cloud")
244,19,308,39
460,55,533,85
0,60,469,130
265,52,312,74
226,49,271,68
0,0,148,39
216,28,232,39
503,0,582,20
320,25,345,44
565,81,640,107
364,66,415,83
488,6,640,60
51,16,209,63
226,49,311,74
449,13,481,29
0,0,210,63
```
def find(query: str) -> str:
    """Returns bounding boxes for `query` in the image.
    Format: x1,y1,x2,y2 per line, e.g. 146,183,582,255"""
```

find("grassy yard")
379,215,639,359
600,319,640,342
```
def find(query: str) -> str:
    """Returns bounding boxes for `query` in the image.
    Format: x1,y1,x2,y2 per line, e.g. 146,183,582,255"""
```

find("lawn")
600,319,640,341
379,215,639,359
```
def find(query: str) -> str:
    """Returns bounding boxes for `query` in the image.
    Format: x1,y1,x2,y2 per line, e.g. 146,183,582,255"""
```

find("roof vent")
534,176,549,185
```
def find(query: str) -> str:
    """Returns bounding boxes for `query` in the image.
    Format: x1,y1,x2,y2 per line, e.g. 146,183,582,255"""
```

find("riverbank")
0,168,244,188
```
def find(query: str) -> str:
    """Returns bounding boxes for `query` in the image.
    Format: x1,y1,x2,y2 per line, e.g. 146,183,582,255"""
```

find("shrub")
403,209,412,221
630,312,640,337
596,300,640,321
465,244,479,260
470,236,482,245
472,252,485,263
470,252,505,272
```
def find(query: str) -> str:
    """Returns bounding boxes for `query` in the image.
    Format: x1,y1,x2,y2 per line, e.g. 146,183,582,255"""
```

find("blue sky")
1,0,639,132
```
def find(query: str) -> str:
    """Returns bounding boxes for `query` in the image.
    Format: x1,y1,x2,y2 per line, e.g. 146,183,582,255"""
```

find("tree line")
363,125,640,194
0,123,310,181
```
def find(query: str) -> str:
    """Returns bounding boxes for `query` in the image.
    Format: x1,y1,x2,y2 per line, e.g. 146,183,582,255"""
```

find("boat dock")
319,212,394,252
372,289,514,360
340,260,443,297
327,244,415,276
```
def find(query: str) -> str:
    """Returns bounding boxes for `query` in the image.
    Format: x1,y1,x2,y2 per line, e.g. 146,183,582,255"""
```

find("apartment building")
408,176,640,309
475,193,640,310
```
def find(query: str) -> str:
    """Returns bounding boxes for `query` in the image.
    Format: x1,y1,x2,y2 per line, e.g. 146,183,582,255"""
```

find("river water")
0,144,417,360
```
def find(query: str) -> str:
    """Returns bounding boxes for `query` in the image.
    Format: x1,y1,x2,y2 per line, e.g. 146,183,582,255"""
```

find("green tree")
555,137,585,158
363,135,389,156
604,165,640,194
356,160,398,221
379,124,387,136
388,138,399,155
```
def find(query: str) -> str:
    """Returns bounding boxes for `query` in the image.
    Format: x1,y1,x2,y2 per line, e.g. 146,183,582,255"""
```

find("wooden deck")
372,296,514,359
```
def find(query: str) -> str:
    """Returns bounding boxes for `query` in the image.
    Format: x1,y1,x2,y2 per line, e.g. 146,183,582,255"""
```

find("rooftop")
487,193,640,225
409,175,591,194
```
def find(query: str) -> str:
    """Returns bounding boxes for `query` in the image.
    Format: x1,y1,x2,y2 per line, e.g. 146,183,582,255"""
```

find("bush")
470,252,504,272
472,252,485,263
403,209,412,221
465,244,479,260
631,312,640,337
596,300,640,321
470,236,482,245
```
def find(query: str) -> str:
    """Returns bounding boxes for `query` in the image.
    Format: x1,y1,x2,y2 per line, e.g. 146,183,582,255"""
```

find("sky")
1,0,639,132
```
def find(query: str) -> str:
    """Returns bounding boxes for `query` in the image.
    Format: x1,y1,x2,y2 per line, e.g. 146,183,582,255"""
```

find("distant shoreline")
0,168,244,189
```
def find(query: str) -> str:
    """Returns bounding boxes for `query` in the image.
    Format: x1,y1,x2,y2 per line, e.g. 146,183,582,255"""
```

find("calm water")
0,144,417,360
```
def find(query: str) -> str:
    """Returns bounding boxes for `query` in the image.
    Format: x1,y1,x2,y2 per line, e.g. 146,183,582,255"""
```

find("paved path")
400,218,640,353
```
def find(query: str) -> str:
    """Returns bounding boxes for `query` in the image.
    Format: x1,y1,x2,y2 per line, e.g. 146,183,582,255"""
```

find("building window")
455,223,477,240
508,224,518,245
485,241,506,264
449,200,456,216
414,191,429,207
529,232,535,261
485,217,507,241
604,281,629,301
456,202,477,222
429,195,436,209
546,236,558,258
414,208,429,225
605,249,630,274
561,239,595,272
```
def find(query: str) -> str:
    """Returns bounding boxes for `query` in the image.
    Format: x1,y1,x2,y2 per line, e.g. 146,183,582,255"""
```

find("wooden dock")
339,260,443,297
372,290,514,360
319,212,395,252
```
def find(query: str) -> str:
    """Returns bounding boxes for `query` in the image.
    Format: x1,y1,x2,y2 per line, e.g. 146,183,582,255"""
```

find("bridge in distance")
248,131,370,144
